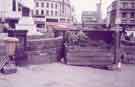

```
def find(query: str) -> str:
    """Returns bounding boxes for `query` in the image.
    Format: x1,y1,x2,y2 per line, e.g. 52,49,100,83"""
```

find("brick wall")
26,36,63,65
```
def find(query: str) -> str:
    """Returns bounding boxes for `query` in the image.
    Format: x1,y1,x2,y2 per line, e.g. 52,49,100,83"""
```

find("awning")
18,0,35,9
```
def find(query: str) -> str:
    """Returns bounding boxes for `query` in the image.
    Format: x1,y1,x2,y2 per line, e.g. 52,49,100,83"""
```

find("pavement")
0,63,135,87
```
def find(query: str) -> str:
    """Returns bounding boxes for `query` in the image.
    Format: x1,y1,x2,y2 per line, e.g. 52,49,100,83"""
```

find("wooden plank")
66,58,114,61
67,60,113,66
67,48,112,53
67,52,113,57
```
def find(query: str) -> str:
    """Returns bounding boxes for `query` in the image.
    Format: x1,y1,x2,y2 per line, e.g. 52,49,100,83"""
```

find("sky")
71,0,114,22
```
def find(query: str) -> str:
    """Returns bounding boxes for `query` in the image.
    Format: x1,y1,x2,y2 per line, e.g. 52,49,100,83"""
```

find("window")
55,11,58,16
37,24,45,28
41,10,44,15
130,12,135,18
51,3,53,8
130,20,135,24
60,18,66,22
12,0,16,11
123,2,128,8
18,3,21,11
131,2,135,8
121,20,127,24
46,10,49,16
55,3,57,8
122,12,127,18
46,18,58,22
36,10,39,15
36,2,39,7
46,3,49,8
22,7,30,16
41,2,44,7
51,10,53,16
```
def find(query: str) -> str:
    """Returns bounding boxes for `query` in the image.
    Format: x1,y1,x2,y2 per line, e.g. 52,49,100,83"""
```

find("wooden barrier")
64,30,118,67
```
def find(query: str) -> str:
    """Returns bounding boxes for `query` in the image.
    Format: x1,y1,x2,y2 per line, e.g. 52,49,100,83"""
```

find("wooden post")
114,30,121,64
63,31,67,64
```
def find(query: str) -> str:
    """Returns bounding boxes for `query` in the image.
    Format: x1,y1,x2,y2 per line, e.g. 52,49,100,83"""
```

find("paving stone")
1,63,135,87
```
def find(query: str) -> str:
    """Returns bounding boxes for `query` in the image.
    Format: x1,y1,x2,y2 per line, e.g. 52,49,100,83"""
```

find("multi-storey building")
33,0,73,31
81,11,98,25
107,0,135,30
81,1,103,29
0,0,22,28
0,0,42,35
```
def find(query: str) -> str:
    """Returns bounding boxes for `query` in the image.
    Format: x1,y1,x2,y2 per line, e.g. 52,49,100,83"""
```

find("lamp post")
112,0,122,70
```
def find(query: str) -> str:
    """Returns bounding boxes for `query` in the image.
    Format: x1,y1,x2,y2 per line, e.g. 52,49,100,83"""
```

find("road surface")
0,63,135,87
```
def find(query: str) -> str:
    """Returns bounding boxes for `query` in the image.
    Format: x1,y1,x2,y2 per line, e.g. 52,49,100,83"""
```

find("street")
0,63,135,87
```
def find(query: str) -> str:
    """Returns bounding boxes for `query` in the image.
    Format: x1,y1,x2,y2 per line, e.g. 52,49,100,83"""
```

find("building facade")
0,0,42,35
33,0,73,31
81,0,102,28
81,11,98,25
107,0,135,30
0,0,22,28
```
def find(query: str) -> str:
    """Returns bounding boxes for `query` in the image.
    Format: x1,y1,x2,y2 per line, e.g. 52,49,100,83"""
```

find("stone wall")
26,36,63,65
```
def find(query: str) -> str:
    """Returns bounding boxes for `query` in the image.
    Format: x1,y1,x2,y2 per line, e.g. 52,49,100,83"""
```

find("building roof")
18,0,35,9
